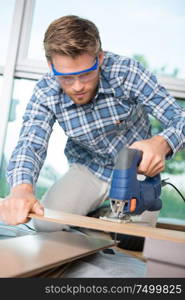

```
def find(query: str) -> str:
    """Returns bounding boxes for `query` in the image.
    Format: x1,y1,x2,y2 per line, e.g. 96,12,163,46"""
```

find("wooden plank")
0,231,114,278
28,208,185,243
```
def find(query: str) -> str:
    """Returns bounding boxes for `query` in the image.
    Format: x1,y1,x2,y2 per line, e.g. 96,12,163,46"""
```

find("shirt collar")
62,93,75,108
97,73,115,96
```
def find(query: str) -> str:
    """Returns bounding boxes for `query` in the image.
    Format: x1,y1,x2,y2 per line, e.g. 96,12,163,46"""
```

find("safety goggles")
51,57,99,85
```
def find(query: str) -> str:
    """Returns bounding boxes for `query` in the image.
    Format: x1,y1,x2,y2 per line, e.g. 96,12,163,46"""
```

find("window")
0,76,3,92
150,100,185,223
0,0,185,226
28,0,185,79
0,78,68,199
0,0,15,66
0,0,15,96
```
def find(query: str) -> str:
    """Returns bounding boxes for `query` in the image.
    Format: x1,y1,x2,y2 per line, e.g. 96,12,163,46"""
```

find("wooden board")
0,231,114,278
29,208,185,243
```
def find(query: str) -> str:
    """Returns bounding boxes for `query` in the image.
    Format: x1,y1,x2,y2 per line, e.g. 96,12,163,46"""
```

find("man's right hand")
0,184,44,225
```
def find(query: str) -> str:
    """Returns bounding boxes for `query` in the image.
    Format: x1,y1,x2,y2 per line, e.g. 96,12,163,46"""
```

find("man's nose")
72,78,85,92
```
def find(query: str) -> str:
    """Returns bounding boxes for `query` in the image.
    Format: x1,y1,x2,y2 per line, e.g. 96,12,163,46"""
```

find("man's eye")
83,72,91,76
80,72,91,79
62,76,73,80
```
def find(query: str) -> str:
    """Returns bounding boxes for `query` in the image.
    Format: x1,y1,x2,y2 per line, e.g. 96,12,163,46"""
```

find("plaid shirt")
7,51,185,187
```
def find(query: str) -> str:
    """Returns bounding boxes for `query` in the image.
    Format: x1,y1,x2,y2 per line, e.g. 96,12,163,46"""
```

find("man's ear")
47,60,52,72
98,51,104,66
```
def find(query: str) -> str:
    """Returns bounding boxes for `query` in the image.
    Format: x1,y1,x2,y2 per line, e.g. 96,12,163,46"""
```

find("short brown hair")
43,15,102,61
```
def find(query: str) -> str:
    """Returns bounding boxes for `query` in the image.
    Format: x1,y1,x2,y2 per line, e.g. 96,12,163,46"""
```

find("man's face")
50,52,104,105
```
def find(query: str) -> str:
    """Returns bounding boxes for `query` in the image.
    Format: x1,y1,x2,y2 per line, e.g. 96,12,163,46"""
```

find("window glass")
150,100,185,223
0,76,3,94
28,0,185,79
0,78,68,199
0,0,15,66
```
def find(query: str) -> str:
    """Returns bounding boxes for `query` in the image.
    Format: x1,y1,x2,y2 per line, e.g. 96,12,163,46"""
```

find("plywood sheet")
0,231,114,278
29,208,185,243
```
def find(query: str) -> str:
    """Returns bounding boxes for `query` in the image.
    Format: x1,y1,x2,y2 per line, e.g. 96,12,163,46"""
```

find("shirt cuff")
158,129,183,159
7,172,34,189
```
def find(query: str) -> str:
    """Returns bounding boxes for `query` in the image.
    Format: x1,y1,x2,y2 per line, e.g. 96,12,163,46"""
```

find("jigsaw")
100,147,162,223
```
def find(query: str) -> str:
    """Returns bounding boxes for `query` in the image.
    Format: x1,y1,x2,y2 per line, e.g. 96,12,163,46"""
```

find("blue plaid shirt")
7,51,185,187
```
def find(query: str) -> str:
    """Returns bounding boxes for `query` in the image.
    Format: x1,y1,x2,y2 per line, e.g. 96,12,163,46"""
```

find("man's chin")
72,94,92,105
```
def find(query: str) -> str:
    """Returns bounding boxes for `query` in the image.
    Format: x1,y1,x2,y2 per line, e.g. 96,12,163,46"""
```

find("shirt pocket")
65,103,139,154
114,103,143,131
71,119,129,156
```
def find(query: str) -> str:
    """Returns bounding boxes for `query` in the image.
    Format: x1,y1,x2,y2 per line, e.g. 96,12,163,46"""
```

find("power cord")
161,178,185,202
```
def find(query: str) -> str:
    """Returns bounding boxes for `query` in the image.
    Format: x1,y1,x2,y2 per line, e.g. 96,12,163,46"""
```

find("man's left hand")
129,136,171,177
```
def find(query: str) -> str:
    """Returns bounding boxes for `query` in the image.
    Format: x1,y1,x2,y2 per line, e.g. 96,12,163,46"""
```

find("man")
1,15,185,231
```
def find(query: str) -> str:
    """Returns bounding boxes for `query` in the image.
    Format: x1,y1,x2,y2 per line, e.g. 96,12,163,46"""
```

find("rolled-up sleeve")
7,88,56,188
130,61,185,156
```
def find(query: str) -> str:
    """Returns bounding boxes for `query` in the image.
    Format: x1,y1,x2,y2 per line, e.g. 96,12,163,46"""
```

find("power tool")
101,147,162,223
